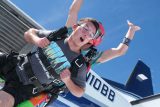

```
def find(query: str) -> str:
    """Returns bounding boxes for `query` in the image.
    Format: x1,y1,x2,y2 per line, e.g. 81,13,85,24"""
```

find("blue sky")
11,0,160,94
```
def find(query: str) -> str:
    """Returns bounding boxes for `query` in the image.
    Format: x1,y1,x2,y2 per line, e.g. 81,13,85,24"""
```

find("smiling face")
70,21,97,49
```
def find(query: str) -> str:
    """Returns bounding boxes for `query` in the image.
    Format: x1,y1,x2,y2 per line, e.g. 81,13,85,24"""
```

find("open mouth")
80,37,84,42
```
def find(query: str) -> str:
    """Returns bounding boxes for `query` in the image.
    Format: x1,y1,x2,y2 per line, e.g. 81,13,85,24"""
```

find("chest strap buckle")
75,59,83,68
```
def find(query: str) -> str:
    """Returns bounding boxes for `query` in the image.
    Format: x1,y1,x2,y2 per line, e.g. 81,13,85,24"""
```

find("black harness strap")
85,47,97,62
25,54,45,94
70,54,86,77
84,47,97,72
47,26,68,42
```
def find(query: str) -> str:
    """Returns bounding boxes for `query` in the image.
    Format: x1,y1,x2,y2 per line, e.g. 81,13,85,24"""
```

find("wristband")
122,37,131,46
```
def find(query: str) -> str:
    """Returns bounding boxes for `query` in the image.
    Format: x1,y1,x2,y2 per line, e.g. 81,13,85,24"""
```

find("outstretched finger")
127,20,134,26
135,26,141,31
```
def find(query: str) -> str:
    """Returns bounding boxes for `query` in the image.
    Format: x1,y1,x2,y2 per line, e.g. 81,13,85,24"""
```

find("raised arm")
97,21,141,63
65,0,83,27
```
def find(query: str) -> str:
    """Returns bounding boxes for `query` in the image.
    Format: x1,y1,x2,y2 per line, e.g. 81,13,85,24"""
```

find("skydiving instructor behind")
0,0,140,107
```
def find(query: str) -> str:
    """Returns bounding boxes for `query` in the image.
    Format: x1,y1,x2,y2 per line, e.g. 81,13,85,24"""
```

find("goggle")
78,22,105,46
78,23,96,39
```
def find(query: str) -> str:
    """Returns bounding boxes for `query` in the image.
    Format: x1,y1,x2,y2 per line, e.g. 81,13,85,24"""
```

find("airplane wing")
131,94,160,107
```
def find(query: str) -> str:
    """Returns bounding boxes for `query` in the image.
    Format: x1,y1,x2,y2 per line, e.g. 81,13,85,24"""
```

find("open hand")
127,20,141,31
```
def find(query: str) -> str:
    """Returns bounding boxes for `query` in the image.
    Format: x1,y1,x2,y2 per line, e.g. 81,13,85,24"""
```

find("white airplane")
52,60,159,107
0,0,160,107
